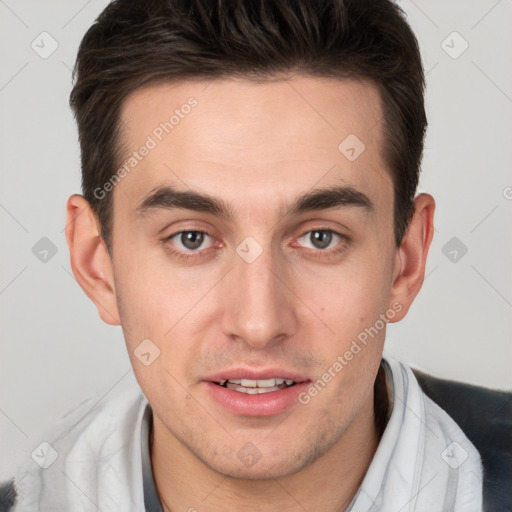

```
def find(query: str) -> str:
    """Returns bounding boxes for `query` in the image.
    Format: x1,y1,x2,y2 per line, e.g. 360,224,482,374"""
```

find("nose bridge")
221,237,296,348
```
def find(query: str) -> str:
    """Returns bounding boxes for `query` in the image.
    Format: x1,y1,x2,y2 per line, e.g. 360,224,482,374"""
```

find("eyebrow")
135,184,374,219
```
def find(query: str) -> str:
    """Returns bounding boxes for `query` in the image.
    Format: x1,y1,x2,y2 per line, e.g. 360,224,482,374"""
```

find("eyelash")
163,228,348,261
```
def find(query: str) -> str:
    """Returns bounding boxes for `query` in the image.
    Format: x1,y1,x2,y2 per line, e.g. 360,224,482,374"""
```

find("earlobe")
388,193,435,323
65,195,121,326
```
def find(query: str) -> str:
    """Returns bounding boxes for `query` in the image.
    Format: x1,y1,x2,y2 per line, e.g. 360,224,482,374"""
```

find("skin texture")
65,76,435,511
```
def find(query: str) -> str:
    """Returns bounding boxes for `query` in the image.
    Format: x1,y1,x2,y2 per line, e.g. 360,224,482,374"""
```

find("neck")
151,383,384,512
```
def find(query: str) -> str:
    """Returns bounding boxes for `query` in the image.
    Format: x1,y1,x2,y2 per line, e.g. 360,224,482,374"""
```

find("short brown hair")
70,0,427,249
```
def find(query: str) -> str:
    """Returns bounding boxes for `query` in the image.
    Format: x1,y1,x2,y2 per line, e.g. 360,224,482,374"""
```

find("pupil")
182,231,204,250
311,230,331,249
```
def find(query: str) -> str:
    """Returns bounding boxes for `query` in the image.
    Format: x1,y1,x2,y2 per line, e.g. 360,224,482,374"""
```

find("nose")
220,241,298,350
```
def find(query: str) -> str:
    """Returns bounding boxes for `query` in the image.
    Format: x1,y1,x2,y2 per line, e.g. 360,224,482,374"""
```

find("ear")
65,194,121,326
388,193,435,322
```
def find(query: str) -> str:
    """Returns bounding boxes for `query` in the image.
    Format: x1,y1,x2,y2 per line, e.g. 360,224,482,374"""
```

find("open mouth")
205,374,309,415
214,378,297,394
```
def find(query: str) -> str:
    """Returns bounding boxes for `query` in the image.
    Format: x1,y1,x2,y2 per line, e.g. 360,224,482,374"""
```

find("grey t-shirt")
141,405,163,512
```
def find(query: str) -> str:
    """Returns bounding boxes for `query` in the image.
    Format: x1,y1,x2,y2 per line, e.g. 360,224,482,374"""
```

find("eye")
167,230,214,252
296,229,345,251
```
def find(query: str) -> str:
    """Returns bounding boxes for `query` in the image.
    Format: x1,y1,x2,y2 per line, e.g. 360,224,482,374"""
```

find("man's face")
110,76,399,478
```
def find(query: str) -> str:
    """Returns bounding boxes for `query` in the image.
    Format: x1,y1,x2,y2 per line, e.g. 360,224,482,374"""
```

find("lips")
202,368,310,416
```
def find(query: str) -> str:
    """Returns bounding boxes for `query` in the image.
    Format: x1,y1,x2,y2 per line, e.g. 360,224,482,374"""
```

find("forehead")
116,76,392,216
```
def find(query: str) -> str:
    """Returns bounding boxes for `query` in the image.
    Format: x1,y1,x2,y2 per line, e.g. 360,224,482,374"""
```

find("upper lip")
203,368,309,383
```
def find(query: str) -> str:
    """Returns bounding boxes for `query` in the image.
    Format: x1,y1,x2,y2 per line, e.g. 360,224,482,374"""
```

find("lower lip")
203,381,311,417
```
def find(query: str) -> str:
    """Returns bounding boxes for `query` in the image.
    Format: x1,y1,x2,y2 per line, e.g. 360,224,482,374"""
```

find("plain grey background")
1,0,511,479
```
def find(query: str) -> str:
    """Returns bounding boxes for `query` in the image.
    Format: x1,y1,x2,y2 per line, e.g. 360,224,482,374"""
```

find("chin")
201,434,336,482
208,457,305,481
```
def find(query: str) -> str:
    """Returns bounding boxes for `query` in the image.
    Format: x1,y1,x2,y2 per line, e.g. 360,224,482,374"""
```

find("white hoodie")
9,357,483,511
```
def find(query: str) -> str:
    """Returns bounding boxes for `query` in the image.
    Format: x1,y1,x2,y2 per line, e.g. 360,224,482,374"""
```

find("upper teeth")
218,378,294,387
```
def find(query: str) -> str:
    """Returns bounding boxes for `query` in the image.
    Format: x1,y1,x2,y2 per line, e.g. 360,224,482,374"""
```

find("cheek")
288,246,395,400
295,248,394,331
113,246,209,332
113,260,199,411
112,250,218,385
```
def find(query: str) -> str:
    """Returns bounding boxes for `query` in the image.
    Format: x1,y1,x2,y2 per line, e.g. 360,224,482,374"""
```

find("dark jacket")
413,370,512,511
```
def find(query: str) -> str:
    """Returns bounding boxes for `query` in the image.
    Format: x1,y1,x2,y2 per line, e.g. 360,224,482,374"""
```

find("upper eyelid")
297,227,343,237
